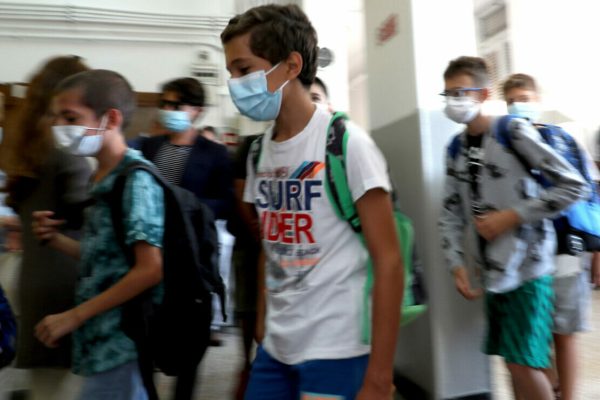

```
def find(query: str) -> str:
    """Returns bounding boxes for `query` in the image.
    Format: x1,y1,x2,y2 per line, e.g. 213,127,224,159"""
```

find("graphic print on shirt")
256,161,325,292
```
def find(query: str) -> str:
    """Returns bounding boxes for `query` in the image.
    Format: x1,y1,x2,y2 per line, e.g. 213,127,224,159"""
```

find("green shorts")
484,275,554,368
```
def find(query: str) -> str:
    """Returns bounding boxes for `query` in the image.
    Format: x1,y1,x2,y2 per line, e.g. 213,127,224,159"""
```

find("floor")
1,291,598,399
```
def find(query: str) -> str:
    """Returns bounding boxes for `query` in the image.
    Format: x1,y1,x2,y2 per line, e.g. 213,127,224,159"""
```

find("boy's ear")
283,51,303,81
105,108,123,130
480,88,490,102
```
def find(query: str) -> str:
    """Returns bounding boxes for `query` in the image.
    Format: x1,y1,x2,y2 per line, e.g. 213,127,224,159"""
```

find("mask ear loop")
265,62,291,93
98,114,108,133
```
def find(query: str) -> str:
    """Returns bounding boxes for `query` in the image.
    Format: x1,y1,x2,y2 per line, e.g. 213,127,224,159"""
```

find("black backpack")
106,161,225,376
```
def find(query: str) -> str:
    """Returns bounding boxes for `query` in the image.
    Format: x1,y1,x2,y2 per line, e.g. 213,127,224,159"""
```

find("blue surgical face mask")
158,109,192,133
227,62,289,121
508,102,541,122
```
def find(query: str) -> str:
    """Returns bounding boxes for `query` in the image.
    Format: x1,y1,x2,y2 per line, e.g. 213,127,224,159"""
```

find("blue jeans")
77,361,147,400
245,346,369,400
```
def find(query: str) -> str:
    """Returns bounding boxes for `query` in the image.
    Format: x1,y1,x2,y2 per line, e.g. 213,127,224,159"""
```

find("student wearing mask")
33,69,165,400
131,77,233,400
222,5,404,399
503,73,600,400
439,56,588,400
0,56,92,400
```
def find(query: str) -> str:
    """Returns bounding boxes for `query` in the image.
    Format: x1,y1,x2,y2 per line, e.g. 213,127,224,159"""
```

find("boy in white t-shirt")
502,73,600,400
221,4,403,400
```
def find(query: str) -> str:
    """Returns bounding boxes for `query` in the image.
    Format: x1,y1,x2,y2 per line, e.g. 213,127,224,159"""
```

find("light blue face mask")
227,62,289,121
158,109,192,133
508,102,541,122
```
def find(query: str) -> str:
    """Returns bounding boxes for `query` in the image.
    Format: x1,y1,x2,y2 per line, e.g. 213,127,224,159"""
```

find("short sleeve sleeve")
344,122,392,202
122,170,165,248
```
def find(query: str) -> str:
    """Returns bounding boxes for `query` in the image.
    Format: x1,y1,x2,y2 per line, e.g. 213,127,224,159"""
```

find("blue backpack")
0,284,16,369
451,115,600,255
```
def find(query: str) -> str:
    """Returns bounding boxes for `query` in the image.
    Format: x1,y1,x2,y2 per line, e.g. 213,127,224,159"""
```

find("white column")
365,1,491,398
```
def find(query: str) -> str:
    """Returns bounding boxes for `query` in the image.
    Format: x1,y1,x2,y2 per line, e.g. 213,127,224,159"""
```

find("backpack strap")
538,124,592,181
494,115,554,187
250,134,265,174
324,112,362,233
447,133,463,160
106,162,165,266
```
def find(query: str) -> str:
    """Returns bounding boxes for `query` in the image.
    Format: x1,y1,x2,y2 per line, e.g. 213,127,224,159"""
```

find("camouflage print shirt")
439,117,589,293
73,149,164,376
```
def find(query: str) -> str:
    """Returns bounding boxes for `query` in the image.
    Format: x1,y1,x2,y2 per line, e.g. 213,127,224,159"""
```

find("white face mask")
444,96,481,124
508,102,541,122
52,115,107,156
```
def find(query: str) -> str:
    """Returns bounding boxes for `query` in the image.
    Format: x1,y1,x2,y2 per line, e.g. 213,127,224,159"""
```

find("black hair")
161,77,205,107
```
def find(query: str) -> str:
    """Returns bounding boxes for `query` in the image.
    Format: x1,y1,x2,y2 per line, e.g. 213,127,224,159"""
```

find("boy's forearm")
49,234,81,259
74,251,162,324
365,256,404,387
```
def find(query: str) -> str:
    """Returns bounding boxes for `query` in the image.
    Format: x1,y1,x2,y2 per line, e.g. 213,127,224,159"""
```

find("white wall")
508,0,600,153
365,0,491,398
5,0,234,16
303,0,351,114
411,1,493,397
0,1,237,129
365,0,418,130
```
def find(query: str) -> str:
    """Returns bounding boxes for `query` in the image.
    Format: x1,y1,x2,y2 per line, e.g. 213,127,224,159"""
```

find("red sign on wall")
377,14,398,45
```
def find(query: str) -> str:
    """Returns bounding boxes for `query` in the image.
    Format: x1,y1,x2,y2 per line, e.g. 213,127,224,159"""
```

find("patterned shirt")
73,149,164,376
439,117,589,293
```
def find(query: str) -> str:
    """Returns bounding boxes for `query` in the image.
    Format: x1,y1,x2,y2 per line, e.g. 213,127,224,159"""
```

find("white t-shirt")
243,107,391,364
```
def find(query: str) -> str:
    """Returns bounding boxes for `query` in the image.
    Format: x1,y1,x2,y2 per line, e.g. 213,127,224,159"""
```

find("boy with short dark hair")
222,4,403,400
133,75,233,400
502,72,600,400
32,69,164,400
439,56,588,400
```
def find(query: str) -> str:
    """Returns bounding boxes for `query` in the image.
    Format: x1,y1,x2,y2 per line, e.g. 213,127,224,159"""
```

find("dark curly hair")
221,4,318,88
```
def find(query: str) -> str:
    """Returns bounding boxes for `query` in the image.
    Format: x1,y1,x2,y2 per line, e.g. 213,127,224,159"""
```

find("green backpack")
251,112,427,343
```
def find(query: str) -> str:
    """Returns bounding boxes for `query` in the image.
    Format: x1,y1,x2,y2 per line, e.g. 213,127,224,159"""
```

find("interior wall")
0,1,236,131
365,0,492,398
507,0,600,154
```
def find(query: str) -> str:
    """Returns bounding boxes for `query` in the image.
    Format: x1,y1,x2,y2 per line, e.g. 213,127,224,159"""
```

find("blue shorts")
77,361,147,400
245,346,369,400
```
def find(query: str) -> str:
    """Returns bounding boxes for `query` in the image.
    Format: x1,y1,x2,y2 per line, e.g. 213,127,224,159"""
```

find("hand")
591,252,600,286
453,266,483,300
35,309,83,348
474,209,521,242
356,376,395,400
32,211,65,243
